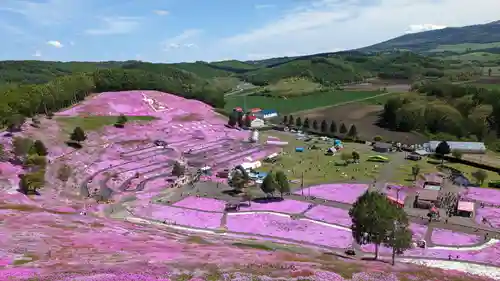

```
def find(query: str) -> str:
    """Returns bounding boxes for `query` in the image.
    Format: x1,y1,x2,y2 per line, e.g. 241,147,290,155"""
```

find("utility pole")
301,171,304,196
392,220,398,266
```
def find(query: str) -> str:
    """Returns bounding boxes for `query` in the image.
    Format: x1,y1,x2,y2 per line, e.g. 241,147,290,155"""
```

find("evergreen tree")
288,115,294,126
435,141,451,164
303,118,310,129
295,117,302,127
228,112,237,127
347,124,358,138
329,121,337,134
33,140,48,156
114,114,128,128
274,171,290,198
320,120,327,133
237,111,244,127
339,123,347,134
283,115,288,124
260,172,277,197
312,120,318,131
70,127,87,144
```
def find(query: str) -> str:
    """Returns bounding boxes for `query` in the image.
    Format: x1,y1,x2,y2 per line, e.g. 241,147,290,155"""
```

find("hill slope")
360,20,500,53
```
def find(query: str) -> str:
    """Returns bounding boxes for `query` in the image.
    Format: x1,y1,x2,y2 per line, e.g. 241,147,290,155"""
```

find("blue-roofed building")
254,109,278,119
424,141,486,154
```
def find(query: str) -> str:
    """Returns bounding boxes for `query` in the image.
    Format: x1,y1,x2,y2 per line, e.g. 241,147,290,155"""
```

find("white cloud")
163,29,202,51
85,17,141,35
153,10,169,16
47,40,63,48
208,0,500,61
32,50,41,57
405,24,447,34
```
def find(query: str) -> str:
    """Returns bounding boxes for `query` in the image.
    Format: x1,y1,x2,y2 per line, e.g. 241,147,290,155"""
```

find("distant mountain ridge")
359,20,500,53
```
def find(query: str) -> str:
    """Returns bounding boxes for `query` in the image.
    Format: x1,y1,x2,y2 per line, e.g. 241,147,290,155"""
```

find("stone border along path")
121,198,500,270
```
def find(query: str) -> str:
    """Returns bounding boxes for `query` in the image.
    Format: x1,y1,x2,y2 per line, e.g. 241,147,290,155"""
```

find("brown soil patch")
172,113,203,122
299,103,427,144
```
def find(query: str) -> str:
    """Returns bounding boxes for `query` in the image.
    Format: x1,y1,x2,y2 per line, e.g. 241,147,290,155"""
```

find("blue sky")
1,0,499,63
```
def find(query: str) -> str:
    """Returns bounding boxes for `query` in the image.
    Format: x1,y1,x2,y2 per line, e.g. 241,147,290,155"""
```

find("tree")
228,112,237,127
435,141,451,164
171,162,185,177
260,172,277,197
312,120,318,131
383,206,413,266
339,123,347,134
295,117,302,127
12,137,33,162
373,136,383,142
114,114,128,128
283,115,288,124
57,164,72,184
274,170,290,198
349,191,397,260
451,150,463,159
0,144,6,161
230,166,249,192
471,169,488,186
320,120,327,133
288,115,294,126
411,164,420,180
351,151,360,163
32,140,48,156
7,114,26,133
70,127,87,145
341,151,352,165
329,121,337,134
19,171,45,195
347,124,358,138
303,118,310,130
488,68,492,76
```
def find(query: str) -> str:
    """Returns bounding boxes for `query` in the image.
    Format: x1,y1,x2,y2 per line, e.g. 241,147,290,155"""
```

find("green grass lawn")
56,115,157,132
264,78,322,96
446,52,500,62
389,157,500,187
472,84,500,90
252,131,390,188
224,90,381,114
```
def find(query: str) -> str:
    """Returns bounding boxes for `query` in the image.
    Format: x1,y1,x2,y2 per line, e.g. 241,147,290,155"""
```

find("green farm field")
430,42,500,53
224,90,381,114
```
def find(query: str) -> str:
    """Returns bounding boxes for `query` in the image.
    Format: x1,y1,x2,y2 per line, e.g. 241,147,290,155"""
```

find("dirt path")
289,92,394,115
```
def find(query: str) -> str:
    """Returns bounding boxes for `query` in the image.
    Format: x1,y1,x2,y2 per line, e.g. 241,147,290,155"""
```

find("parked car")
367,155,389,162
406,154,422,161
344,247,356,256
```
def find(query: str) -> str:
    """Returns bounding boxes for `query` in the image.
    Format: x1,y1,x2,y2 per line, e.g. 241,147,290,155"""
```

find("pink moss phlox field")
409,223,428,240
431,228,481,246
173,196,227,212
239,199,311,214
134,205,223,229
462,187,500,205
304,205,352,227
226,213,352,248
405,240,500,266
476,207,500,229
294,184,369,204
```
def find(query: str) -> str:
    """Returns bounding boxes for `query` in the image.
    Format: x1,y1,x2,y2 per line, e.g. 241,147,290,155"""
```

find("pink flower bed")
294,184,369,204
173,196,227,212
404,241,500,266
134,205,223,229
431,228,481,246
476,207,500,229
462,187,500,205
410,223,427,240
240,199,310,214
304,205,351,227
226,213,352,248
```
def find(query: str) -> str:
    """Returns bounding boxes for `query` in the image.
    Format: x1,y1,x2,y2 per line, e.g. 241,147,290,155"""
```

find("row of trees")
0,68,225,127
283,115,358,138
380,82,500,142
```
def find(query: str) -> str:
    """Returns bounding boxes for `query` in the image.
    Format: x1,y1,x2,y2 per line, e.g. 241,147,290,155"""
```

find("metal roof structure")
417,189,439,201
458,201,475,212
425,141,486,153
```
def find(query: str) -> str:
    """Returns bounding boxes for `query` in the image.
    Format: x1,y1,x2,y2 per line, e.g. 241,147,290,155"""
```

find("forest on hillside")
380,82,500,147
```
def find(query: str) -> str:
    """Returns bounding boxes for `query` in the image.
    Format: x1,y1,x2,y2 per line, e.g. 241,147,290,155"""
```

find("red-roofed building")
233,107,243,112
250,108,262,113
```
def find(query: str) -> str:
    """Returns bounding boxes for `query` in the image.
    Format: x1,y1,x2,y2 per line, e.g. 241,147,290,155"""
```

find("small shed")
457,201,474,217
415,189,439,208
373,142,392,153
255,109,278,119
295,147,304,152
